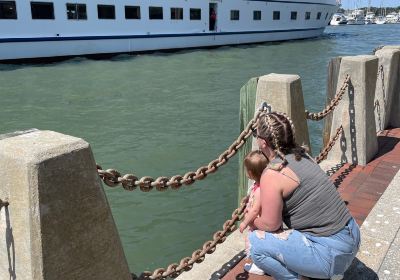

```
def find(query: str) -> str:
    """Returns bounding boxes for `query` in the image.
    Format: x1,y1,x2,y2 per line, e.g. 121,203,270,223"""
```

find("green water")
1,25,399,274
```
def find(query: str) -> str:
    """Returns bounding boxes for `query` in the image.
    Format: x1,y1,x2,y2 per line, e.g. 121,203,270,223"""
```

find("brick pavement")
221,128,400,280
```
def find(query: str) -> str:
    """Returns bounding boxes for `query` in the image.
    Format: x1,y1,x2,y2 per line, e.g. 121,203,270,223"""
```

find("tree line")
338,6,400,15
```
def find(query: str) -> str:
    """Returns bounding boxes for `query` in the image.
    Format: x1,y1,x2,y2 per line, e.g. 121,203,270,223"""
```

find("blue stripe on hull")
0,27,325,43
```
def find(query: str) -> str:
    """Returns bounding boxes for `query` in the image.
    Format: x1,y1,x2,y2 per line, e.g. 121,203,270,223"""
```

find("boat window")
171,7,183,20
190,8,201,20
0,1,17,19
325,12,328,20
31,2,54,20
253,10,261,20
125,6,140,19
273,11,280,20
290,11,297,20
317,12,321,20
149,6,163,20
98,5,115,19
66,3,87,20
305,12,310,20
230,10,239,20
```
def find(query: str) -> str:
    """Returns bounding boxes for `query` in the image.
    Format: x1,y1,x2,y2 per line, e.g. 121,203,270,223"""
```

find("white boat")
0,0,338,62
330,13,347,25
364,11,376,24
375,16,386,24
346,9,365,25
385,13,399,23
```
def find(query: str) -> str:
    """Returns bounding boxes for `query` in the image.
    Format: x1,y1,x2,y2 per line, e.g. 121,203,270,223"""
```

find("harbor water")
1,24,399,274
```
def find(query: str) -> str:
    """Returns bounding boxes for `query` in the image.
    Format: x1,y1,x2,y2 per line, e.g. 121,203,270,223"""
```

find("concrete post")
323,57,342,147
374,49,400,131
382,46,400,51
254,73,311,151
327,55,379,166
380,46,400,128
0,130,131,280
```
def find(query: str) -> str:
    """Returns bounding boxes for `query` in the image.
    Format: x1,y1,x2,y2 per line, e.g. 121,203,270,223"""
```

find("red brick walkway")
221,128,400,280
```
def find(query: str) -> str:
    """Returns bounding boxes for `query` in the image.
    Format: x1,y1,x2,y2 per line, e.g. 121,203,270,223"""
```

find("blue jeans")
249,218,360,280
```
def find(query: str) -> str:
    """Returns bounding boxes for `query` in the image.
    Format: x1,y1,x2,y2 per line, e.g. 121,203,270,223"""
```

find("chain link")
97,109,265,191
139,196,249,279
315,125,343,164
305,75,350,121
372,45,384,54
0,199,9,209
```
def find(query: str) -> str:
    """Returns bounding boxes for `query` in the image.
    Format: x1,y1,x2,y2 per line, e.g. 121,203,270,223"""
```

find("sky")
341,0,400,9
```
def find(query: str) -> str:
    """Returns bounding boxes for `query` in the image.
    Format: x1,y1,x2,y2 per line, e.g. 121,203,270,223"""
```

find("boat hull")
0,0,337,61
0,28,325,61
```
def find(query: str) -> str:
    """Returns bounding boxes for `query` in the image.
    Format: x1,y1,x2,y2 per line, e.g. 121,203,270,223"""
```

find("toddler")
239,150,269,275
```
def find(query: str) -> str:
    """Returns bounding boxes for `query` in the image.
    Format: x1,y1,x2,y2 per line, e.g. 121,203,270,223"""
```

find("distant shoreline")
339,6,400,13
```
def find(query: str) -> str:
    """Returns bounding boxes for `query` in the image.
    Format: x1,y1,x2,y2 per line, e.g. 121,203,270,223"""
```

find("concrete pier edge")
345,168,400,279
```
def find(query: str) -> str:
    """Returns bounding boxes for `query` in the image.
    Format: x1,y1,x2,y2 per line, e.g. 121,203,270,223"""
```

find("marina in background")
331,4,400,25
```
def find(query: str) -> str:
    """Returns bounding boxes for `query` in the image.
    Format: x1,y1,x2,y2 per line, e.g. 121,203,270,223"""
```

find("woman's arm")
253,168,298,232
239,189,261,233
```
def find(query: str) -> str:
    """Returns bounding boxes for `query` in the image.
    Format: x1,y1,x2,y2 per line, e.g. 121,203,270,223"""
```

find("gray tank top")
271,153,351,237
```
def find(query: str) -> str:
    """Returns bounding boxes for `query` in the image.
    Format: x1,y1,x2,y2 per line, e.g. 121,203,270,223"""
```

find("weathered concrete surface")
175,229,244,280
378,241,400,279
0,130,131,280
327,55,378,166
0,128,38,141
254,73,311,150
374,49,400,131
381,46,400,128
346,169,400,279
382,46,400,50
323,57,342,147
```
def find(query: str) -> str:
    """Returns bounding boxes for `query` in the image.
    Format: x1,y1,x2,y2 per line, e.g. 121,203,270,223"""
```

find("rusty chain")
305,74,350,121
0,199,9,209
372,45,384,54
98,75,350,191
315,125,343,164
139,196,249,279
377,64,383,77
97,109,265,192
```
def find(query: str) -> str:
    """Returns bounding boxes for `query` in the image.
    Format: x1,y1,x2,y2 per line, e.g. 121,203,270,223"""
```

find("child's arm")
239,188,261,233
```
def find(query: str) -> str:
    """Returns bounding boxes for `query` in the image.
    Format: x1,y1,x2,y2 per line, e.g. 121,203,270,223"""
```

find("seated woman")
248,111,360,280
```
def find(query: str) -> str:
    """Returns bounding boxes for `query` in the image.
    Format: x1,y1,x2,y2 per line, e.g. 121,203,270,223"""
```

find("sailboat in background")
347,9,365,24
376,0,387,24
346,0,365,24
364,0,375,24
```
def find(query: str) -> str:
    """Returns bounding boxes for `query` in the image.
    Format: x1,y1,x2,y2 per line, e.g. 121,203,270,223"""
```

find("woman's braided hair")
257,112,308,168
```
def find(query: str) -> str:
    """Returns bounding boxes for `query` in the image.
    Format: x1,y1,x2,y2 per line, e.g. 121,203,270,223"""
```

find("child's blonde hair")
243,150,269,182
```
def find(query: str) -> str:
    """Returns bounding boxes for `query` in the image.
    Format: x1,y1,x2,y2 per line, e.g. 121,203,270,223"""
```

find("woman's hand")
248,222,256,231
